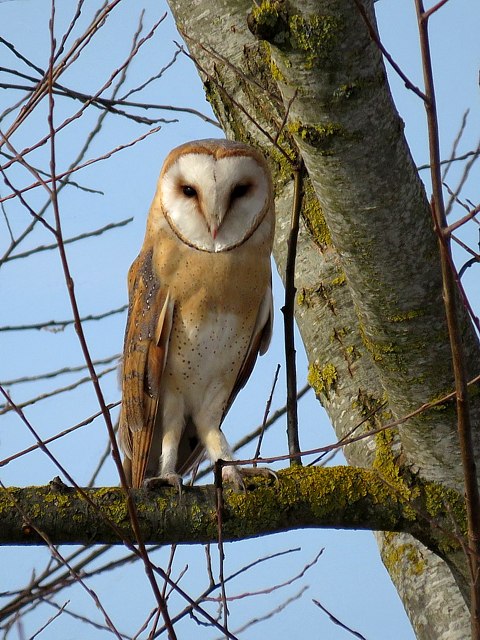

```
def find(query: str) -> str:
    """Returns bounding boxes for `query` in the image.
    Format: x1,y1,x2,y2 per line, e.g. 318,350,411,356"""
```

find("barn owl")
119,139,275,490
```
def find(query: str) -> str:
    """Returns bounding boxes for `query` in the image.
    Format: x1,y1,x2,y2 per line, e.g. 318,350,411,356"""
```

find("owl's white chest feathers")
164,305,251,416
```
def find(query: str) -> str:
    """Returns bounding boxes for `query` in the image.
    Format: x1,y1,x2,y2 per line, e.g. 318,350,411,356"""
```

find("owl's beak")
211,226,218,240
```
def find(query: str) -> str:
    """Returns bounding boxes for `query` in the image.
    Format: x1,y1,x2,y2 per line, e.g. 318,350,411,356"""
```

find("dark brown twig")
0,306,127,332
4,219,132,263
353,0,427,101
313,598,367,640
283,160,304,465
415,3,480,635
214,461,229,634
254,364,281,462
0,402,120,469
45,16,177,637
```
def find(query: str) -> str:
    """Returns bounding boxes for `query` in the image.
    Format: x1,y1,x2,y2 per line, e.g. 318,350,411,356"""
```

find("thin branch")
0,305,127,332
353,0,427,101
283,160,304,465
0,366,117,415
313,598,367,640
225,372,480,469
0,482,123,639
119,48,180,100
254,364,281,462
28,601,69,640
0,126,162,206
442,109,469,183
0,149,104,195
446,204,480,236
0,402,120,469
214,461,229,635
3,219,131,263
417,148,480,171
214,587,308,639
415,4,480,634
445,139,480,217
206,549,323,602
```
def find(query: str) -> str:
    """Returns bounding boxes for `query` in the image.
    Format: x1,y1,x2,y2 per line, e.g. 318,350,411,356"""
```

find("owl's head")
157,139,274,253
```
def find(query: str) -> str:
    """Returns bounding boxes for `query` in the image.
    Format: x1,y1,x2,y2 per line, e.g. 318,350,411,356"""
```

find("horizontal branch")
4,219,132,263
1,467,465,557
0,305,127,332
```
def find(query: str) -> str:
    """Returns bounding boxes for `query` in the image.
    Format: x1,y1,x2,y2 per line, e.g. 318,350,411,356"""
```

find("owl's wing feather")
119,248,173,488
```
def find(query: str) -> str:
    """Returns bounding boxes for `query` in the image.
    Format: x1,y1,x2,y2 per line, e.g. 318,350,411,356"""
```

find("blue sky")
0,1,479,638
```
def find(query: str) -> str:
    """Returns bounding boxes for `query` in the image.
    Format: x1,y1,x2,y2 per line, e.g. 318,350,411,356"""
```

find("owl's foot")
221,464,277,491
144,473,183,497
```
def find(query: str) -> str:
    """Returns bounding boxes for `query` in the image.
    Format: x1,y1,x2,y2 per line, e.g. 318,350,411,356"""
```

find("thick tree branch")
0,467,465,555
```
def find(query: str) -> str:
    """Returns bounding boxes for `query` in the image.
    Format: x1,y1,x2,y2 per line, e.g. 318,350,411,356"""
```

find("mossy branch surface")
0,466,465,556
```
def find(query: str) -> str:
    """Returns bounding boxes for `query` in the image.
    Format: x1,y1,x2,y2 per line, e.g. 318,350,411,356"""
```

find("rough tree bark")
161,0,480,638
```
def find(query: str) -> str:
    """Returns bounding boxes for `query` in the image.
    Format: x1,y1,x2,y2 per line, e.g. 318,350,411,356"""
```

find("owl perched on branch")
119,139,275,490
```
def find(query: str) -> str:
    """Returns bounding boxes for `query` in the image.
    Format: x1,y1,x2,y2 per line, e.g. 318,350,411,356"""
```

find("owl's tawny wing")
119,248,173,488
176,281,273,476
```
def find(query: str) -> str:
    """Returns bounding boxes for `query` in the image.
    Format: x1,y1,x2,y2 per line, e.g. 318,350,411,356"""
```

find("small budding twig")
283,160,305,466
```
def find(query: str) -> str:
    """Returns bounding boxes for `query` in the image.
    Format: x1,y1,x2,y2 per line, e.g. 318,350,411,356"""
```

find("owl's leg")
145,394,184,491
195,407,276,491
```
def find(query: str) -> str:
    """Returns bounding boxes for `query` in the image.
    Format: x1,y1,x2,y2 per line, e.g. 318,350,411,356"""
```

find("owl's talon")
144,474,183,498
221,465,277,491
239,466,278,482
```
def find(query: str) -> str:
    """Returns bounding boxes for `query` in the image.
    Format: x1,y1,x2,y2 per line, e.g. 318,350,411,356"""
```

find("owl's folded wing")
118,248,173,488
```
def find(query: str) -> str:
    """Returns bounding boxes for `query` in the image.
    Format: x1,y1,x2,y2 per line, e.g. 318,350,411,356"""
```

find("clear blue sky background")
0,1,479,638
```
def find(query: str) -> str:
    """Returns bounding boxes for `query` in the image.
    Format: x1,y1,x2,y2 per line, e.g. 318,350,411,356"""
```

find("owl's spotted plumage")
119,139,275,489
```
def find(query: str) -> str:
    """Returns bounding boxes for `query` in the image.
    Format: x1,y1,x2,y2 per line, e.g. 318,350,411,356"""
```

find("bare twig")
442,109,470,183
0,401,120,468
45,12,178,637
214,461,229,634
206,549,323,602
415,4,480,634
0,366,117,415
224,372,480,468
417,148,480,171
0,480,123,639
0,126,162,206
283,160,304,465
0,354,120,386
3,219,132,263
0,306,127,332
214,587,307,639
446,204,480,236
28,601,69,640
254,364,281,462
353,0,427,101
313,598,368,640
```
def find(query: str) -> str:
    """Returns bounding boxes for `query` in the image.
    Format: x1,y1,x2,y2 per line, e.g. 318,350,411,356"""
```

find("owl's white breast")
163,309,248,416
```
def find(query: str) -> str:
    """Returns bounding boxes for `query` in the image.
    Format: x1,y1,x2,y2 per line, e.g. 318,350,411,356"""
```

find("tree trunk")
166,0,480,637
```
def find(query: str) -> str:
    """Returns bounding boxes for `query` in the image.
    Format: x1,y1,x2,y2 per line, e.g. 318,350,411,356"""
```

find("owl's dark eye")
182,185,197,198
231,183,251,200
